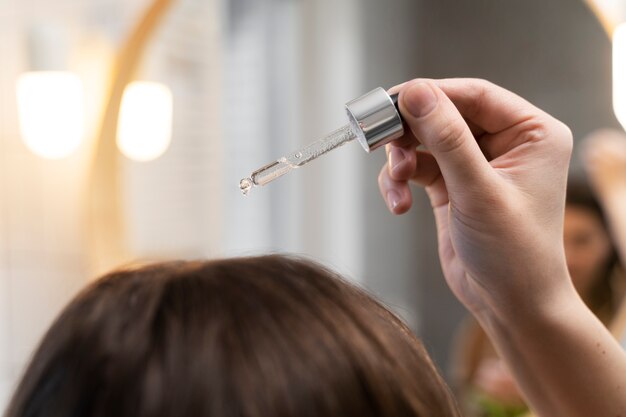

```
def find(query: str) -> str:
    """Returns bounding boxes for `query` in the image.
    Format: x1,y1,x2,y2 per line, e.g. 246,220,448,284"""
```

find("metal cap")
345,87,404,153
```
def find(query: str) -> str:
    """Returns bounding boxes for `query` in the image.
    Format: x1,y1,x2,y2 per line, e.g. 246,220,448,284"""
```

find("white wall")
0,0,154,409
0,0,424,411
124,0,223,260
220,0,368,282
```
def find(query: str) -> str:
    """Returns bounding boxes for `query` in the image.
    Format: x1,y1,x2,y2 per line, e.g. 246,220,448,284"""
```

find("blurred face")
564,205,613,297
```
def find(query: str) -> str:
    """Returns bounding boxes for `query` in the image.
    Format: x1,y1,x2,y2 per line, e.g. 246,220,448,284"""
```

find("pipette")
240,87,405,195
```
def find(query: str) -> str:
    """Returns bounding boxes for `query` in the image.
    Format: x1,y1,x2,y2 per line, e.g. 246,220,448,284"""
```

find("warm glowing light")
16,72,85,159
615,23,626,131
117,81,173,162
585,0,626,36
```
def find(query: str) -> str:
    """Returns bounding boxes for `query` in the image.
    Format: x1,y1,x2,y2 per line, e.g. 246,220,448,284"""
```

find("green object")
474,392,529,417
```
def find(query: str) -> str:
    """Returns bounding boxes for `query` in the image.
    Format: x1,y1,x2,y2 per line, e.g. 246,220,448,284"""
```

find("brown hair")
5,255,460,417
565,179,623,321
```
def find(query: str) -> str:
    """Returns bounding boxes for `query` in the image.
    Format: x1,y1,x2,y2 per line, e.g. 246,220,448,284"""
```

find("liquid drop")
239,178,253,196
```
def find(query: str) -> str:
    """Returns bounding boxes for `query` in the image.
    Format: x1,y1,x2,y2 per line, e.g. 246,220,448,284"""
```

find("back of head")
5,255,459,417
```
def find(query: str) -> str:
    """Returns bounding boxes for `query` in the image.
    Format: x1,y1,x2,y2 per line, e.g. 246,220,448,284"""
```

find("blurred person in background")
583,129,626,345
450,178,626,417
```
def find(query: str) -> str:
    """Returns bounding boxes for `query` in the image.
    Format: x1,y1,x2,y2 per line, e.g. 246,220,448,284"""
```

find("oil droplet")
239,178,253,196
295,152,302,159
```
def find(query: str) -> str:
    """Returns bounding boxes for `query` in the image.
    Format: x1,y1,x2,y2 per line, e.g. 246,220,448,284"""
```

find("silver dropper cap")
345,87,404,153
239,87,406,195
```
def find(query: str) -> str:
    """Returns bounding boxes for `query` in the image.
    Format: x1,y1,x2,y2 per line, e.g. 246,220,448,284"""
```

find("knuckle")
518,118,573,162
469,78,494,90
377,166,387,189
555,121,573,155
519,123,548,143
522,118,573,153
434,119,467,154
467,84,487,120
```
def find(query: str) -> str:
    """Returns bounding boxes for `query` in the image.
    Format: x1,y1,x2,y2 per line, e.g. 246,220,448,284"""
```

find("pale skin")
470,204,616,410
378,79,626,417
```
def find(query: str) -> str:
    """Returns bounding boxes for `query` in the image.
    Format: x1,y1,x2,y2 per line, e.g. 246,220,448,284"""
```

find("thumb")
398,81,493,193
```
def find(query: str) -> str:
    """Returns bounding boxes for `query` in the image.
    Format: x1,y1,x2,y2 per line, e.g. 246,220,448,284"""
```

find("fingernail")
388,82,408,94
386,190,401,211
389,147,405,173
404,82,438,118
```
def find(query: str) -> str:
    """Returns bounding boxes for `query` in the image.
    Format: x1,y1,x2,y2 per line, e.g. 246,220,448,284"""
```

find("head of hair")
566,178,608,229
566,178,623,319
5,255,460,417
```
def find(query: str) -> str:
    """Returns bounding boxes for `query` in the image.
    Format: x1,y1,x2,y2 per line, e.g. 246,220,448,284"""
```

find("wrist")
474,268,582,339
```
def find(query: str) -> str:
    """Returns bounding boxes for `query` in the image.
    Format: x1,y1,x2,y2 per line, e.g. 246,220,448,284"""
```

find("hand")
378,79,574,319
581,129,626,200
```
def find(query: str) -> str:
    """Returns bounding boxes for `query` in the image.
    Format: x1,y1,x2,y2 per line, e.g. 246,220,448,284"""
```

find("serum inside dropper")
239,125,357,195
239,88,404,195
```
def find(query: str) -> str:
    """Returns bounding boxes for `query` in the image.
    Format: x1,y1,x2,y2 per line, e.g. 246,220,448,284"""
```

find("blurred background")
0,0,625,411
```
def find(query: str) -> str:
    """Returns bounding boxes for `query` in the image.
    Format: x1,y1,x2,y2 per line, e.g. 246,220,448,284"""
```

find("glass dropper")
239,125,356,196
239,87,404,196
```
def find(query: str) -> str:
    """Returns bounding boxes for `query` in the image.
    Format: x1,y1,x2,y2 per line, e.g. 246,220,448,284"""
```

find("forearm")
479,284,626,417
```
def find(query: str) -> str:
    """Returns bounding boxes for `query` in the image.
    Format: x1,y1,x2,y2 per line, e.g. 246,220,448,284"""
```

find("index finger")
434,78,545,134
387,79,499,149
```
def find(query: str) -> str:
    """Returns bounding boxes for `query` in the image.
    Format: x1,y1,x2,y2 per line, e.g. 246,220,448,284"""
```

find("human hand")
378,79,574,319
581,129,626,200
